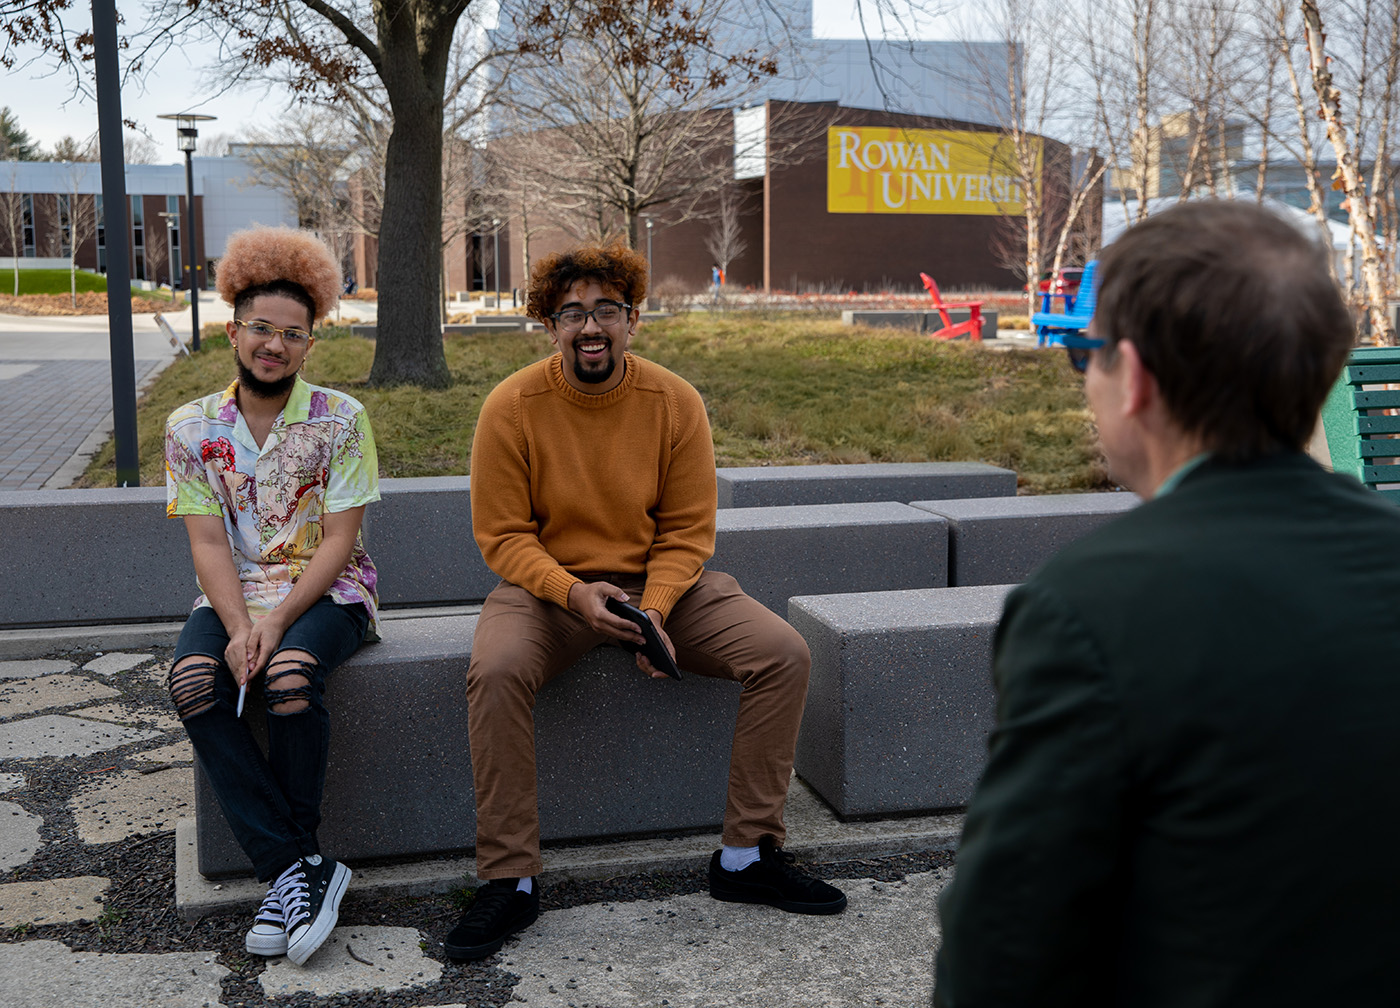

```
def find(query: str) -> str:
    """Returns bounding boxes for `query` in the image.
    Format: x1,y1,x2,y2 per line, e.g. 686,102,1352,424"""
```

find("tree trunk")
367,6,453,388
1302,0,1394,345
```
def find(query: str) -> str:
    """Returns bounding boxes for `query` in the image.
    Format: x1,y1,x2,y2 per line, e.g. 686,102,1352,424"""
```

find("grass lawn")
76,313,1108,494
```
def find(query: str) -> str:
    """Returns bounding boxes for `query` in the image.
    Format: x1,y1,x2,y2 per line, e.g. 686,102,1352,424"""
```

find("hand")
224,627,253,685
567,581,646,643
241,614,289,685
633,609,677,680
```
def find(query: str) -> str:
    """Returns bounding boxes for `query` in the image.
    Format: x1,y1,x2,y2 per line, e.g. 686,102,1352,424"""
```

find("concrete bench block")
0,487,191,627
790,585,1014,818
716,462,1016,508
911,492,1139,586
713,502,948,615
841,309,1000,337
367,477,498,607
195,614,740,876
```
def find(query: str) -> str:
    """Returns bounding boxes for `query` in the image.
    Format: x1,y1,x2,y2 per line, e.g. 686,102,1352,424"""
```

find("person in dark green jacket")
934,199,1400,1007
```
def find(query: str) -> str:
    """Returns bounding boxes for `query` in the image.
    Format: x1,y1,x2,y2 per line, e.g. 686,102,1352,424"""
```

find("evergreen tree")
0,108,41,160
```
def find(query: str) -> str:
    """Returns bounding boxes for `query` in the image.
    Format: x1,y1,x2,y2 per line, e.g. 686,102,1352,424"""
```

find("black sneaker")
444,879,541,960
274,854,352,966
245,883,288,956
709,836,847,914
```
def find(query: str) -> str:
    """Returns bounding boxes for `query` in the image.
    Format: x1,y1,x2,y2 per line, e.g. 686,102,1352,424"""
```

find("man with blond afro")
445,242,846,962
163,227,380,967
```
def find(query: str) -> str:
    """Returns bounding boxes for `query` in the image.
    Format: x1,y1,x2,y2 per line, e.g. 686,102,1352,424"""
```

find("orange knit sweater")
469,352,717,619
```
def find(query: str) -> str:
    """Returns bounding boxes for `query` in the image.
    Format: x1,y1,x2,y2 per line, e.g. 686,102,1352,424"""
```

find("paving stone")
499,871,947,1008
0,876,109,927
0,940,227,1006
0,771,23,792
69,768,194,844
83,652,155,677
0,659,74,680
0,675,121,718
0,714,162,761
0,799,42,870
70,701,181,731
131,739,194,765
259,926,442,996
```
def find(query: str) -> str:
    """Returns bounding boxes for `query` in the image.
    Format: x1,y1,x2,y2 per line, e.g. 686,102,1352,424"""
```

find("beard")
573,356,617,385
234,351,298,399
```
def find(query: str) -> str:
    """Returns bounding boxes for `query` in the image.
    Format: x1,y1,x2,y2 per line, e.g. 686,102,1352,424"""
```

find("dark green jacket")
935,453,1400,1007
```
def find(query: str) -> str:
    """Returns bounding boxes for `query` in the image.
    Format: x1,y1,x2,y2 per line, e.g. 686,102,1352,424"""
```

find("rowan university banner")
827,126,1037,215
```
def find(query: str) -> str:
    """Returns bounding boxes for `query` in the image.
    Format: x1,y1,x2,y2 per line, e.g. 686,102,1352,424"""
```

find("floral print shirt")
164,376,381,638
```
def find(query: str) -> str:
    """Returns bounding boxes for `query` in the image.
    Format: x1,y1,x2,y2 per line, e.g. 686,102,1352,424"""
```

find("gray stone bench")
841,309,1000,337
717,462,1015,508
0,484,953,629
194,614,741,876
789,585,1015,818
913,492,1139,586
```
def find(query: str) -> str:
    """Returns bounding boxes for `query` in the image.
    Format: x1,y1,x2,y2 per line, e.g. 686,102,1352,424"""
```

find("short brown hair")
216,226,341,325
526,242,648,322
1095,199,1353,462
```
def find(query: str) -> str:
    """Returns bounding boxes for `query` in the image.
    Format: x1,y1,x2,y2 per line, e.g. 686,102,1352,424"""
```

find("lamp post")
642,215,653,269
158,112,215,350
492,218,500,305
157,211,177,291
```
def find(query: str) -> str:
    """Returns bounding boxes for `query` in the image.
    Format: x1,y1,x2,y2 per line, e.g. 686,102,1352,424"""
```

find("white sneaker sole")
245,926,288,956
286,863,351,966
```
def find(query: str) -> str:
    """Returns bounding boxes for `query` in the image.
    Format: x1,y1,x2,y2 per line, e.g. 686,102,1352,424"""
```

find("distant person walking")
711,262,724,304
163,227,380,968
933,199,1400,1007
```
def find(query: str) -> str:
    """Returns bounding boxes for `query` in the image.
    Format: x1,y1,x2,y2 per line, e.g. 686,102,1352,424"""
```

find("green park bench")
1321,345,1400,502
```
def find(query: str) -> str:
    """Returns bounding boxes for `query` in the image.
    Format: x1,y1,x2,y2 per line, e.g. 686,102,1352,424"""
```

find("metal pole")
92,0,139,487
492,221,500,303
184,149,200,350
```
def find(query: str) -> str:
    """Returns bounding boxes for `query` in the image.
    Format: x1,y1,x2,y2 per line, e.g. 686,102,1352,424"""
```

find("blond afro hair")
215,226,342,323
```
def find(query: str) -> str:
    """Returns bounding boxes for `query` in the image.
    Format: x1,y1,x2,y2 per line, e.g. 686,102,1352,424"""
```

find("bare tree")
1303,0,1393,344
1,166,24,295
703,185,750,293
57,164,98,307
50,134,98,161
123,131,160,164
493,0,784,250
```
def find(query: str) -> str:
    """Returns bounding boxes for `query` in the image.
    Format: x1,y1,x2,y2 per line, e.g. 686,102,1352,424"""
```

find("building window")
96,195,106,273
21,194,35,256
58,194,72,258
165,194,180,286
131,195,145,281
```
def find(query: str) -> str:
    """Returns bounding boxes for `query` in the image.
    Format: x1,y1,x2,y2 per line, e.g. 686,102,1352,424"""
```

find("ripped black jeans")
169,598,369,881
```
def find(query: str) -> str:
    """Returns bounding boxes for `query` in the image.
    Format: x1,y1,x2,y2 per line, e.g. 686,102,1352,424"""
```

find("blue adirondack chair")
1031,259,1098,347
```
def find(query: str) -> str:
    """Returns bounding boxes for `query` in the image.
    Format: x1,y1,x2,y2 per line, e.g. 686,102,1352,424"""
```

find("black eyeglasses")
549,303,631,332
1062,333,1106,373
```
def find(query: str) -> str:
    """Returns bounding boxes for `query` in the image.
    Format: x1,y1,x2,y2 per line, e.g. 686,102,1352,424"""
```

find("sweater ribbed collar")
546,351,639,407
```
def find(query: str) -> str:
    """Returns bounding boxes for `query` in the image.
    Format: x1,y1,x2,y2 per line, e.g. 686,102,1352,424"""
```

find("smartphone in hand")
604,597,682,679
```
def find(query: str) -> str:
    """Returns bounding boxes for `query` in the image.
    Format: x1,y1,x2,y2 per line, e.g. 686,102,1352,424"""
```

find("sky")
3,0,957,165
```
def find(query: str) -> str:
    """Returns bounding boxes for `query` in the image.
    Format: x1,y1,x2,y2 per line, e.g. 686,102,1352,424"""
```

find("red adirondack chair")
919,272,985,341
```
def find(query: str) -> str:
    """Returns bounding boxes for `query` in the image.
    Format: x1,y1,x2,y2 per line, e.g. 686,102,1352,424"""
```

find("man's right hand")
224,625,254,686
567,581,646,645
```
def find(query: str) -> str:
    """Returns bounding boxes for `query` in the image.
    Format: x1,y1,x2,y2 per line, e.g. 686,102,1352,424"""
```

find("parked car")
1025,267,1084,298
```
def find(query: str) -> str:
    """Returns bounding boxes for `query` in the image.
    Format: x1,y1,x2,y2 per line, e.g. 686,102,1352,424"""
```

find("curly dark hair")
526,242,648,322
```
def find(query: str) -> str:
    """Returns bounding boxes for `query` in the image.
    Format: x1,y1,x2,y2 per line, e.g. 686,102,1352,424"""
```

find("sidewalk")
0,622,958,1008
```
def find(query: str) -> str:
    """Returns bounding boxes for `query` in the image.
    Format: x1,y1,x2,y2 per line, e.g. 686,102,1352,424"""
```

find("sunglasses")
1062,333,1106,373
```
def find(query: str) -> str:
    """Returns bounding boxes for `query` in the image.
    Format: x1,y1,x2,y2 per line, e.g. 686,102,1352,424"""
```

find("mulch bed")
0,293,185,316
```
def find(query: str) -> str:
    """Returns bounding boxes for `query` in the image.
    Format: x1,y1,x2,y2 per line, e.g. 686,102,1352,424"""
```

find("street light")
492,218,500,305
158,112,215,350
642,216,653,269
157,211,177,291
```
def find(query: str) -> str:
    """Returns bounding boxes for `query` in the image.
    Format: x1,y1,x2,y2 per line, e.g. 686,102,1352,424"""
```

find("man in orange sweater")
446,242,846,960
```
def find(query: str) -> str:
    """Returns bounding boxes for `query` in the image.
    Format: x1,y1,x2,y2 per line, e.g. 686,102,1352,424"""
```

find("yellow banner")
827,126,1037,215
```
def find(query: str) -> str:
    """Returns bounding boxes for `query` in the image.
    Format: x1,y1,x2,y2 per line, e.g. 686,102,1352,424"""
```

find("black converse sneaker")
708,836,847,914
273,854,352,966
444,879,541,961
245,883,288,956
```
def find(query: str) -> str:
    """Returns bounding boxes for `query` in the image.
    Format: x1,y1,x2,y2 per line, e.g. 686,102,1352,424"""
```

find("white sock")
516,876,533,894
720,845,760,872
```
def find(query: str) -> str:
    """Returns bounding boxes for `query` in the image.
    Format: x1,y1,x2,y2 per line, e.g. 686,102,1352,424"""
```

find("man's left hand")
243,614,289,681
